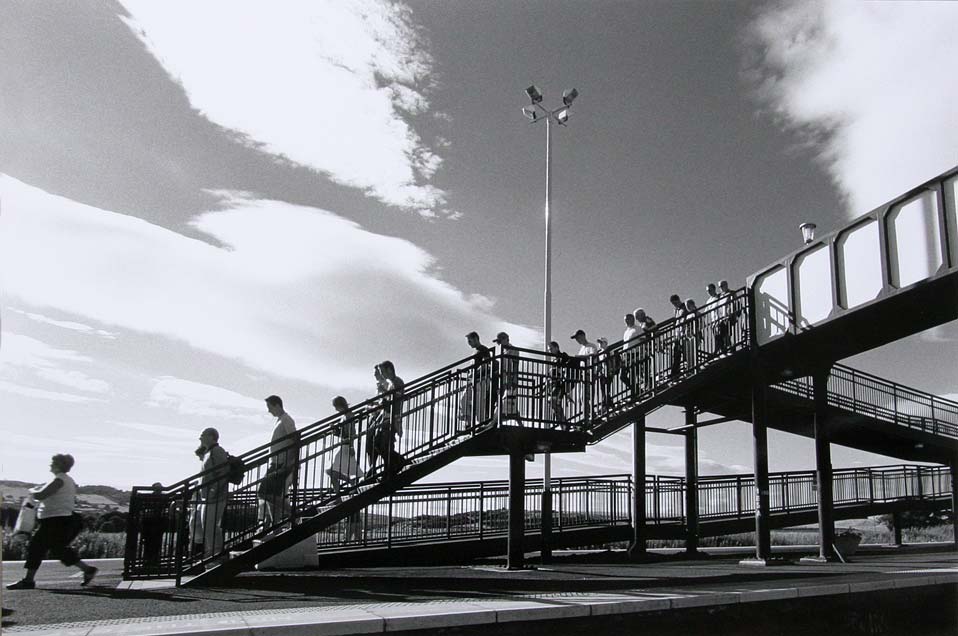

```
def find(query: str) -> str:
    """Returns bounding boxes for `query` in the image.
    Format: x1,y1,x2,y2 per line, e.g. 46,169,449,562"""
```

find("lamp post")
521,84,578,564
799,222,817,245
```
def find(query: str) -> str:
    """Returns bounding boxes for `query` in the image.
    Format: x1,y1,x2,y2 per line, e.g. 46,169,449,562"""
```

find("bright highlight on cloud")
148,377,265,422
0,176,536,392
118,0,449,217
746,1,958,215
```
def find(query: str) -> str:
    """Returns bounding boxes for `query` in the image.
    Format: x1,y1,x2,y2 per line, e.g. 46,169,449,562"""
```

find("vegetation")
2,530,126,560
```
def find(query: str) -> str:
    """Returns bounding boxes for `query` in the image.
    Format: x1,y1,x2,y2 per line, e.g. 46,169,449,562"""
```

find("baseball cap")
493,331,509,343
570,329,585,339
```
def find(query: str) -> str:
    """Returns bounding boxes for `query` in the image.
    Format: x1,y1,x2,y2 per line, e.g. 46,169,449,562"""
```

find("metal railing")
696,464,952,521
776,366,958,440
306,464,952,553
123,284,954,580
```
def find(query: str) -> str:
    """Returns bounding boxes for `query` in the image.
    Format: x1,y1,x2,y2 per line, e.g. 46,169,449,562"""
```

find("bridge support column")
892,512,903,547
540,450,552,565
814,370,836,560
507,450,526,570
684,408,703,557
628,413,647,559
741,377,773,565
952,464,958,551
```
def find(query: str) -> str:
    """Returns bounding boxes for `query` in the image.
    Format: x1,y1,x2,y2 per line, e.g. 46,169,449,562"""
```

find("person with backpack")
6,454,98,590
196,428,229,561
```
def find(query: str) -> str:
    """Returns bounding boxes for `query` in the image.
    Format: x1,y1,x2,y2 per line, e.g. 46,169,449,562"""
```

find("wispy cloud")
0,332,111,399
7,308,117,339
119,0,449,217
0,379,104,404
0,176,537,392
745,1,958,215
147,376,265,422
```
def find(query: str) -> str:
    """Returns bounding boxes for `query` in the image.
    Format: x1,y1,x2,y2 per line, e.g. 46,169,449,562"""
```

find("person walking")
196,428,230,560
571,329,599,416
704,283,723,354
683,298,703,370
458,331,492,430
542,341,571,424
621,313,640,398
632,308,657,392
668,294,689,380
259,396,297,529
491,332,523,426
379,360,408,479
328,396,361,502
6,454,98,590
595,337,617,412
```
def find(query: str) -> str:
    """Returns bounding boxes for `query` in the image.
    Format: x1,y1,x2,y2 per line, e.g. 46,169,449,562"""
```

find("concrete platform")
2,545,956,635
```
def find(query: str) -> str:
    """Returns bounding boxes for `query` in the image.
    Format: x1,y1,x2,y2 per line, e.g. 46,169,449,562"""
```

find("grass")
2,530,126,561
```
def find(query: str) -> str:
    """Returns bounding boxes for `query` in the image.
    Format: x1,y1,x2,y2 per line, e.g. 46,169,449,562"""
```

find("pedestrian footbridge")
123,167,958,586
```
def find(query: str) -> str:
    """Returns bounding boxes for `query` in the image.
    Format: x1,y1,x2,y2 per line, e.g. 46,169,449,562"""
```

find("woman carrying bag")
6,454,98,590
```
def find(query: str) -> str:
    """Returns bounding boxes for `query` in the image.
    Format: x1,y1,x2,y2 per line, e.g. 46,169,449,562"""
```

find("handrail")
775,365,958,440
124,283,956,580
304,464,950,554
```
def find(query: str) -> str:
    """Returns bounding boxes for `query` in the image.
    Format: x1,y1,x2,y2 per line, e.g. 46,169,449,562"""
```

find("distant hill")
0,480,130,513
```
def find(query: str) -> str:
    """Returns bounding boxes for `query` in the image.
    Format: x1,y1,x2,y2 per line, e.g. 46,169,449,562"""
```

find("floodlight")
799,222,817,245
562,88,578,106
525,85,543,104
522,106,538,121
555,109,569,125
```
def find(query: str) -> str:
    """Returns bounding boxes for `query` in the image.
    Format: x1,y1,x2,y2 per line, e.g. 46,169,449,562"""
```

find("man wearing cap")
570,329,599,419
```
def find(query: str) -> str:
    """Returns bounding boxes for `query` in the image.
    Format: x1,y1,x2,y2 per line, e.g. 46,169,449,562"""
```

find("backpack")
225,454,246,485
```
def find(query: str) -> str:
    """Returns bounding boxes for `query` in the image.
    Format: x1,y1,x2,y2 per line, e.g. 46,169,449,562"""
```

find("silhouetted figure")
668,294,689,380
259,396,297,530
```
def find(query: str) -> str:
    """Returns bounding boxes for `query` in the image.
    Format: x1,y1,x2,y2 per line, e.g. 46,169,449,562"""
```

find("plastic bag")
14,497,37,536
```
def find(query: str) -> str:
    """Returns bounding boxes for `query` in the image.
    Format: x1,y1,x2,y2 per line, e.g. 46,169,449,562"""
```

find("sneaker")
6,579,35,590
81,567,98,587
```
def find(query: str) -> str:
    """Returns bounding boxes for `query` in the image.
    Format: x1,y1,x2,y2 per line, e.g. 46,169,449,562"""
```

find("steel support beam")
685,409,700,555
751,378,772,560
628,413,647,558
507,450,526,569
952,465,958,551
814,369,836,560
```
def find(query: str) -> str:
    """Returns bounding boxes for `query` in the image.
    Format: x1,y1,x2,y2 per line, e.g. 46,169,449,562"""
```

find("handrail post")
736,476,743,518
479,482,485,540
387,494,393,548
446,486,453,540
174,486,189,587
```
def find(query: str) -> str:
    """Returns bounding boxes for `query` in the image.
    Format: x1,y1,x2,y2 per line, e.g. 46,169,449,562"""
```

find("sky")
1,0,956,489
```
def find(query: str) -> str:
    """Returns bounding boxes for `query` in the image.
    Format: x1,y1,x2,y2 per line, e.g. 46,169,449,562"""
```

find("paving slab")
2,548,954,635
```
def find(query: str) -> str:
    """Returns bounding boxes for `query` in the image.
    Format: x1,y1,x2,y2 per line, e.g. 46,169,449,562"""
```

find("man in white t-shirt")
621,313,641,397
259,395,298,528
570,329,598,417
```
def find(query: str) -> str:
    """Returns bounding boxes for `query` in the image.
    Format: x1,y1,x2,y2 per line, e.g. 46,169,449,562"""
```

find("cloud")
0,379,104,404
118,1,450,216
0,176,537,391
7,308,117,339
0,332,111,399
147,377,265,422
746,1,958,215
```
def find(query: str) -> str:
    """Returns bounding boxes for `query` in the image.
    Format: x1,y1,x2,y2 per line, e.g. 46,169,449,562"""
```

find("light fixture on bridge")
799,222,817,245
562,88,578,106
521,106,538,121
525,85,543,104
555,108,570,125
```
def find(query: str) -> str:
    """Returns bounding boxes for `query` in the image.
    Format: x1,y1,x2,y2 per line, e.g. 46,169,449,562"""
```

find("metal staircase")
124,282,957,585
